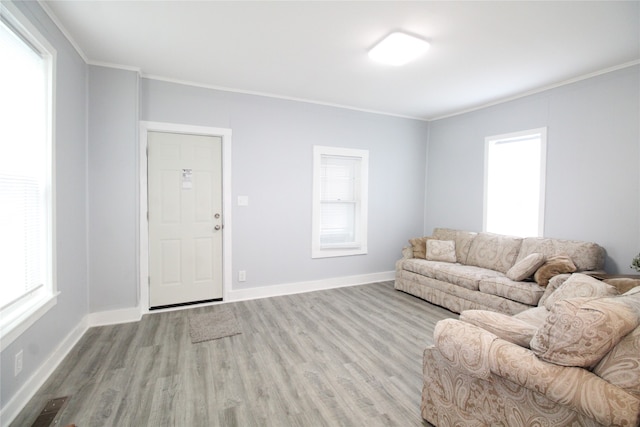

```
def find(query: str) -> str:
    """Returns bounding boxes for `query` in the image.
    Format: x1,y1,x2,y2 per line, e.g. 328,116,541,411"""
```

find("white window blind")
484,128,547,237
320,155,359,247
312,146,368,258
0,3,56,350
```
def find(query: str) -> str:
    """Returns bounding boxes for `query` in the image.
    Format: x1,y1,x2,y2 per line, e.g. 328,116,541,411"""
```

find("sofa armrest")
401,246,413,259
489,339,640,427
433,319,498,380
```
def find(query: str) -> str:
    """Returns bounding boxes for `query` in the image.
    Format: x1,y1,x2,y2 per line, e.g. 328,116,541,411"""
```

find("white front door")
148,131,223,308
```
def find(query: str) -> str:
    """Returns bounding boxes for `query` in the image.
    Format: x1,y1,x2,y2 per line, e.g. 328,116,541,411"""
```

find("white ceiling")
42,1,640,120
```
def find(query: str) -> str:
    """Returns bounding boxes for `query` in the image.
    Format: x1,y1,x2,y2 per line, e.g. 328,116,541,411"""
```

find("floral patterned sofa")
422,273,640,426
395,228,606,315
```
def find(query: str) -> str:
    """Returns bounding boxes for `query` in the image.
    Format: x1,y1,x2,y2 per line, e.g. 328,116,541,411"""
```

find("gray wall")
88,66,139,311
1,1,89,413
141,79,429,288
425,65,640,273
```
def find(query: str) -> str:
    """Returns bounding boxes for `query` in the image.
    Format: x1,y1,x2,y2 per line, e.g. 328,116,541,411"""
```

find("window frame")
0,1,58,352
483,127,547,238
312,145,369,258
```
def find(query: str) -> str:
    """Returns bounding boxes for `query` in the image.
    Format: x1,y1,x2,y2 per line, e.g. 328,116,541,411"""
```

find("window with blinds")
484,128,547,237
312,146,368,258
1,3,56,348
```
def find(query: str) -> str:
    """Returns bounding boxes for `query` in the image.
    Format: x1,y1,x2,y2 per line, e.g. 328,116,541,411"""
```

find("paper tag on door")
182,168,193,189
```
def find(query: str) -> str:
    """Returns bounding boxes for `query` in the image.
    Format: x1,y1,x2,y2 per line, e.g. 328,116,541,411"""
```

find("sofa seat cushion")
466,232,522,274
402,259,499,291
397,270,533,315
479,276,545,306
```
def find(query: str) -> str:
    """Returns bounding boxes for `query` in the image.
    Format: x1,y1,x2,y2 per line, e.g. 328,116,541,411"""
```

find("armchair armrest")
432,319,498,380
489,339,640,427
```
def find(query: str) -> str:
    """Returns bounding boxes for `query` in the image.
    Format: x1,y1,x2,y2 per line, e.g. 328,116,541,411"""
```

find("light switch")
237,196,249,206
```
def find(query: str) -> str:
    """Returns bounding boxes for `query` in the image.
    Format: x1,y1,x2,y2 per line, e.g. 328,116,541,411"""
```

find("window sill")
312,247,367,259
0,292,59,352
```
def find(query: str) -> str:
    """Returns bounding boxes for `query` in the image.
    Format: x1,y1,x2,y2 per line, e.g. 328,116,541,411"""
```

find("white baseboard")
0,307,140,426
0,315,89,427
226,271,395,302
87,306,142,327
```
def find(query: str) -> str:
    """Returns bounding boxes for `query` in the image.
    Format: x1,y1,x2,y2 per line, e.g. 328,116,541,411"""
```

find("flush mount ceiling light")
368,32,430,66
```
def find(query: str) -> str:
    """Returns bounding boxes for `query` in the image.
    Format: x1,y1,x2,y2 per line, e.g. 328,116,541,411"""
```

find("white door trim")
139,121,232,315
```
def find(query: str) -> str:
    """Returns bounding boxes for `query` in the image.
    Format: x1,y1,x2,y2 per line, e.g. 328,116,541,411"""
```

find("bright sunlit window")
484,128,547,237
312,146,369,258
0,4,57,350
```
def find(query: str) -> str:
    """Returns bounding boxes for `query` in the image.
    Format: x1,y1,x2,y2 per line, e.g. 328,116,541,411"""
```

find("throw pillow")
533,254,577,287
465,232,523,274
460,310,538,348
506,253,546,281
543,273,618,310
531,294,640,368
408,236,433,259
425,239,456,263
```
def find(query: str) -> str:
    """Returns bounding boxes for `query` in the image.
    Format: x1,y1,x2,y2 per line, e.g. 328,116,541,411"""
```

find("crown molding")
430,60,640,121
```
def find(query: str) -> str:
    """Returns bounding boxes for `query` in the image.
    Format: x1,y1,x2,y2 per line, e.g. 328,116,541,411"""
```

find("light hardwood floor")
11,281,455,427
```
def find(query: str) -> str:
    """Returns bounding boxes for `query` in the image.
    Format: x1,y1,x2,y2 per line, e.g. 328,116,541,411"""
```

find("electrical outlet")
15,349,23,376
238,270,246,282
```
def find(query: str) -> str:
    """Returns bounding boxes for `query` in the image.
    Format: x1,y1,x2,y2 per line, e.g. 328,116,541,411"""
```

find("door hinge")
148,276,151,287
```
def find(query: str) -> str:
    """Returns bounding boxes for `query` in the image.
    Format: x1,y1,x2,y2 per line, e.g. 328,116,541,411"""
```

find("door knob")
214,225,221,231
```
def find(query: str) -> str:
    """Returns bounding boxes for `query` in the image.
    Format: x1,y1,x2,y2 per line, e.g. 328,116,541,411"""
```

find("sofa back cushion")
543,273,618,310
516,237,605,271
531,291,640,368
465,232,522,274
432,228,477,264
478,277,546,306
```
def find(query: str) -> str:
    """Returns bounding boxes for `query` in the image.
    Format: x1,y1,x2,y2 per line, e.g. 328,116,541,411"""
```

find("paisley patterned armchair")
421,274,640,426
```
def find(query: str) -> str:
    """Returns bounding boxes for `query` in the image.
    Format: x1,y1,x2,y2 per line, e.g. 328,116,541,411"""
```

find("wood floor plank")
10,281,451,427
